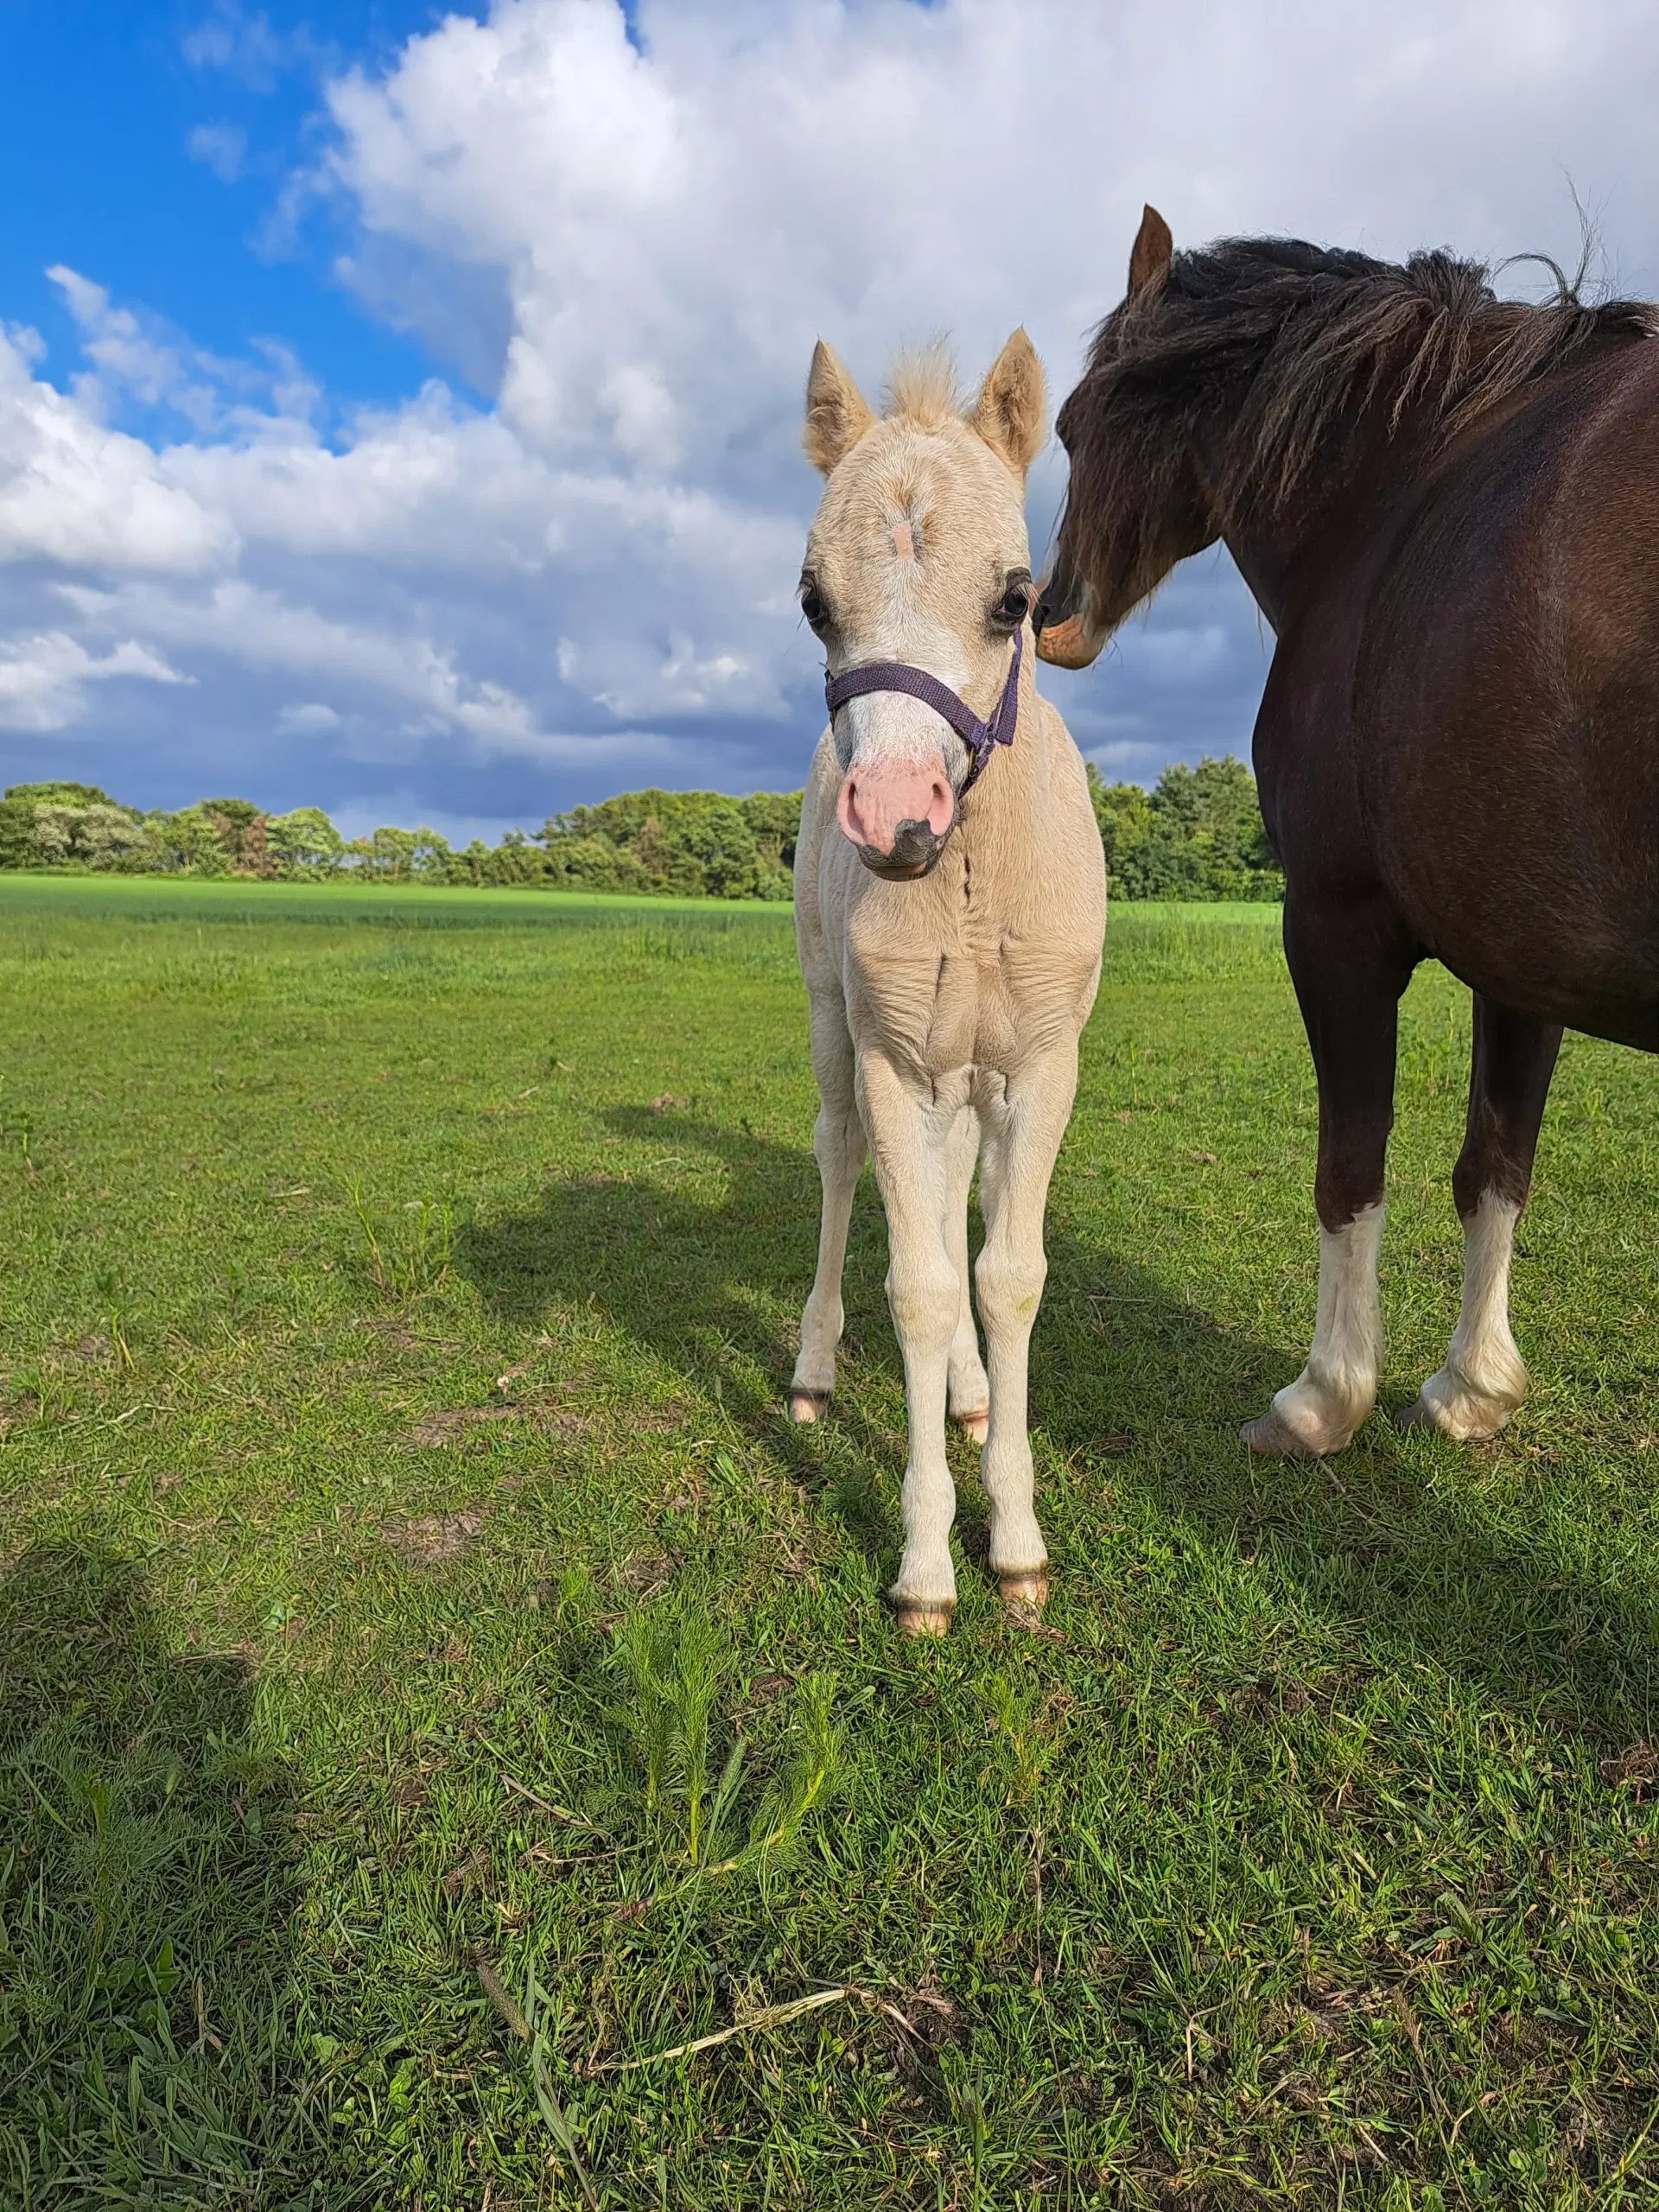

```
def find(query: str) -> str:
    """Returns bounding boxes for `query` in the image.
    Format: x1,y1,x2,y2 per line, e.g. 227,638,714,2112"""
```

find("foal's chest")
848,879,1090,1079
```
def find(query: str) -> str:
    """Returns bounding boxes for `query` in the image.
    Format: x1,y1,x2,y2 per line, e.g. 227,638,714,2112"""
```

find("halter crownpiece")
823,626,1022,796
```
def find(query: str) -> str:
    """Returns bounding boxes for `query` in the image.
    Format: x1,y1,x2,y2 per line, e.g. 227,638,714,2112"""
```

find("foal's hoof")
1396,1391,1512,1443
953,1408,989,1446
892,1601,953,1638
787,1389,829,1425
998,1572,1048,1624
1240,1408,1315,1459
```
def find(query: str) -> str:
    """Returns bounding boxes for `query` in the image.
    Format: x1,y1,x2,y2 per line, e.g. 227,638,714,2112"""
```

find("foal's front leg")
862,1055,962,1635
975,1046,1077,1616
790,990,866,1422
943,1104,990,1442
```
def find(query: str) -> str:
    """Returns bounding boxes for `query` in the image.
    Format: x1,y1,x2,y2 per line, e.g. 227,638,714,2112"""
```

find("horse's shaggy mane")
1062,236,1656,541
883,345,960,428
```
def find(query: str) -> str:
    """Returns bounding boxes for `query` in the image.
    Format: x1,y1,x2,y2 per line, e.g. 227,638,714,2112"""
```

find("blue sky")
3,0,1656,842
0,4,452,410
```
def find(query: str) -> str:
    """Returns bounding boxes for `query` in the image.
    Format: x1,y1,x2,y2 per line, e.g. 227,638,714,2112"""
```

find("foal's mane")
1066,236,1656,526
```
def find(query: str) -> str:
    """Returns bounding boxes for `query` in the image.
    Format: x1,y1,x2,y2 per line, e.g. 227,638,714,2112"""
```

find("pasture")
2,875,1657,2209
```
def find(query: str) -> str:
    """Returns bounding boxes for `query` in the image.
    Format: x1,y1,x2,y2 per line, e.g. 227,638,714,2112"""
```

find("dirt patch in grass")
400,1393,598,1450
611,1548,675,1601
380,1507,487,1567
403,1405,521,1448
1599,1739,1657,1794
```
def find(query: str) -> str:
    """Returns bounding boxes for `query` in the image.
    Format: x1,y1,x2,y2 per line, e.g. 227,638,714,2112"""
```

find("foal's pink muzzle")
836,761,956,879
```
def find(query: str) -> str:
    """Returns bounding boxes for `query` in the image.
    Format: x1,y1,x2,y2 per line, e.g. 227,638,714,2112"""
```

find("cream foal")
788,334,1106,1636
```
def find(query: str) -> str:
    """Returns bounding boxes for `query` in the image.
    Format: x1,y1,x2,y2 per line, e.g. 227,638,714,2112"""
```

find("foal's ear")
969,327,1046,479
804,341,875,475
1128,204,1174,300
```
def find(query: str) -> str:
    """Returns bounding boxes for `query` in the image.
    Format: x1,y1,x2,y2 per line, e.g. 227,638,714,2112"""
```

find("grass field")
2,875,1657,2210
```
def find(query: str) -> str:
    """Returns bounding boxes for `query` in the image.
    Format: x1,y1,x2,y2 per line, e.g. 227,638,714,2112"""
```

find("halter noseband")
823,626,1022,797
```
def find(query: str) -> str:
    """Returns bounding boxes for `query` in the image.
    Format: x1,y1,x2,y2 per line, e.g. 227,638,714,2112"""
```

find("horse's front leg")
1244,891,1417,1457
861,1054,962,1635
974,1044,1079,1618
790,988,866,1422
1402,994,1560,1439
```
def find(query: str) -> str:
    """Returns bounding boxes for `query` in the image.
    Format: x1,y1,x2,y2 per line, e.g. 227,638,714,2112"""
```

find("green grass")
1,875,1656,2210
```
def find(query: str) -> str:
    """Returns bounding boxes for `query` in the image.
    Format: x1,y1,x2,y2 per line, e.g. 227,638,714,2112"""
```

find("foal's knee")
887,1255,960,1347
974,1248,1046,1333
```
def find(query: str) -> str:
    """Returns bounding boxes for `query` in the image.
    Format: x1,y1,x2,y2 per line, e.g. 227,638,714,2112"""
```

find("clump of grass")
2,1096,35,1174
91,1266,134,1370
608,1600,840,1878
347,1185,453,1300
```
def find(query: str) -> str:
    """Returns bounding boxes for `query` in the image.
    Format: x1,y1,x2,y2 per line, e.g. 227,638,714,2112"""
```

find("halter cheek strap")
823,626,1022,795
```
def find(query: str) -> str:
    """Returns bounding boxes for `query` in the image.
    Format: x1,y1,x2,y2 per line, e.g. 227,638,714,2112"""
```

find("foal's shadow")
456,1107,1659,1740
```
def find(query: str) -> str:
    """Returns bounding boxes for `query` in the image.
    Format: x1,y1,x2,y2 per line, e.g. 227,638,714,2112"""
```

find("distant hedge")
0,758,1282,902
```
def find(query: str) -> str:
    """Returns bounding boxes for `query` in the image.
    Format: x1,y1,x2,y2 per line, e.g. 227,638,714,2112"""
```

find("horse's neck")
1225,407,1440,633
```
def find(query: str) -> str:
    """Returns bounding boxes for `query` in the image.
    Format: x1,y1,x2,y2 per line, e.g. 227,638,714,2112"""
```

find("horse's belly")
1364,726,1659,1051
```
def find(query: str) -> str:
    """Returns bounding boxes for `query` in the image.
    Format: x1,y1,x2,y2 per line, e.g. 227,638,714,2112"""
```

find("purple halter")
823,626,1022,796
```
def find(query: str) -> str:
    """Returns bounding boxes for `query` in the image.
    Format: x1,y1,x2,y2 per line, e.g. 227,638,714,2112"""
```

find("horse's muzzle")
1033,556,1102,669
855,817,951,880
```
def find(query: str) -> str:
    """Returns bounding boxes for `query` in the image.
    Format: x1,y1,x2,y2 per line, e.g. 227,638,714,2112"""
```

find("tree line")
0,759,1282,901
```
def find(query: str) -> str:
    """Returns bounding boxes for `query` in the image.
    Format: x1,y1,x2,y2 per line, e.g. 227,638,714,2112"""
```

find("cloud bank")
3,0,1658,826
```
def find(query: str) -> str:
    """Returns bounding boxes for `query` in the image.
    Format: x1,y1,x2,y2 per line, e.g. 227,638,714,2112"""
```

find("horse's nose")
837,765,952,855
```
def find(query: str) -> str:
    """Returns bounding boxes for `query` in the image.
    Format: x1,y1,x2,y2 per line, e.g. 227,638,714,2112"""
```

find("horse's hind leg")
790,993,865,1423
1244,893,1416,1458
1402,995,1560,1440
943,1105,989,1441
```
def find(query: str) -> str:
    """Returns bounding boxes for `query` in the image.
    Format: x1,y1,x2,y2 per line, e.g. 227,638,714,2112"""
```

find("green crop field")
3,875,1657,2209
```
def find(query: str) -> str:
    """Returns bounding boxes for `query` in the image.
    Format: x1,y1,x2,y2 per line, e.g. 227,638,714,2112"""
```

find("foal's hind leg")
1244,894,1416,1458
1402,995,1560,1440
790,994,866,1422
973,1043,1080,1615
943,1105,990,1442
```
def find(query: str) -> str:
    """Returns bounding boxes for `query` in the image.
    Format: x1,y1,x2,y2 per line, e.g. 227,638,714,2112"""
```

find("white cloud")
0,631,189,732
0,326,233,573
7,0,1659,815
186,124,249,185
182,3,319,92
275,699,341,734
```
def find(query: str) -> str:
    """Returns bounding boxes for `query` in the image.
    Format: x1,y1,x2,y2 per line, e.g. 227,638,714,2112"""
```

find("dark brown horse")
1034,206,1659,1455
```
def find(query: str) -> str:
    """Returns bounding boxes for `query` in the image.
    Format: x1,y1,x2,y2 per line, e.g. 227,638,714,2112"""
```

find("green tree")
265,807,344,879
1084,756,1281,901
26,802,156,872
540,787,802,899
0,783,122,868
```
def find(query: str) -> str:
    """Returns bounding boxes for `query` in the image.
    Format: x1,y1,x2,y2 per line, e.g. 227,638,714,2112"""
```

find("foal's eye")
991,574,1032,630
799,578,830,632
